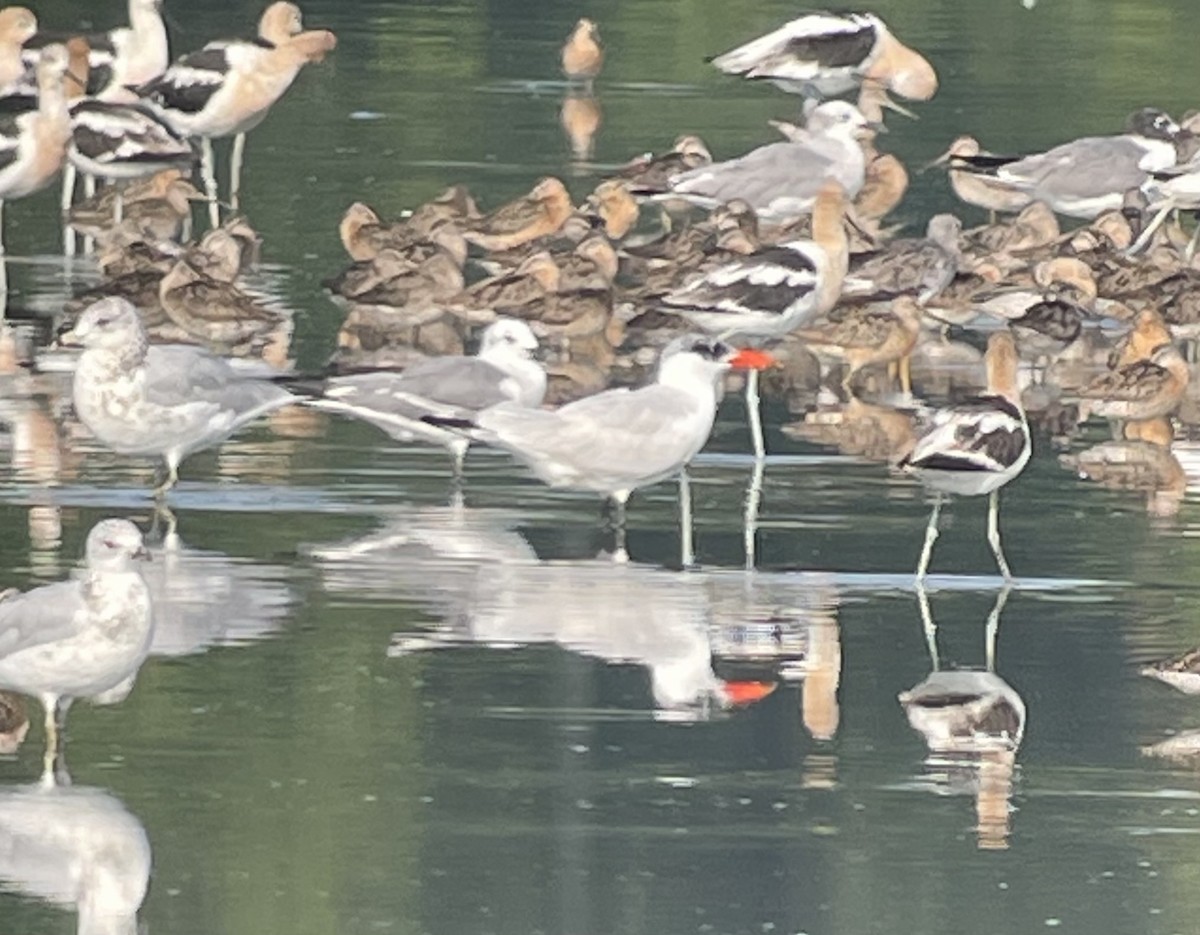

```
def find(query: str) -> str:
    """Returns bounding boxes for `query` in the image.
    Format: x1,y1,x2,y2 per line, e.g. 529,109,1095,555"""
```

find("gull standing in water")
66,296,296,497
0,518,152,776
709,11,937,102
313,318,546,479
666,101,871,221
899,332,1031,582
435,335,773,562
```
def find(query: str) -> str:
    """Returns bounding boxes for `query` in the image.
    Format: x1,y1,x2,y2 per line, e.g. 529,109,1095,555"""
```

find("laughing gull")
709,11,937,102
666,100,870,221
950,108,1185,219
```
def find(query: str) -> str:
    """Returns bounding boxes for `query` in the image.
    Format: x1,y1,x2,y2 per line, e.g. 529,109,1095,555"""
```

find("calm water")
4,1,1200,933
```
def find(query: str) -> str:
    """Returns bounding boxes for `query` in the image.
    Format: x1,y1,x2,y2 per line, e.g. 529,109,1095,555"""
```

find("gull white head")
478,318,539,360
69,297,146,351
806,100,873,140
85,519,152,571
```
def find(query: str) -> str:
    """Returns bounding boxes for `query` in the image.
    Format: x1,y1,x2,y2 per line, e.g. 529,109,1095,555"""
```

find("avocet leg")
986,489,1014,583
201,137,219,229
230,131,246,214
915,580,939,671
82,175,96,254
60,163,77,256
915,494,943,584
985,585,1012,672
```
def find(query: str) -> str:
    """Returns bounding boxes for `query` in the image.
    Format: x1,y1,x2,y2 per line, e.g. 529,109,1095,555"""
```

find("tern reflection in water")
145,508,294,657
899,586,1025,849
0,774,151,935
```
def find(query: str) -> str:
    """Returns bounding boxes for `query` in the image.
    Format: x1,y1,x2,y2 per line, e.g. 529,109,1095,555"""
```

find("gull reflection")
0,776,151,935
900,586,1025,849
146,509,293,657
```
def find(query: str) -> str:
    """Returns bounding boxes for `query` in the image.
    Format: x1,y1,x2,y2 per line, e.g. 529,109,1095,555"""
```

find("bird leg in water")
201,138,220,229
745,367,766,460
230,131,246,213
152,461,180,500
915,493,943,582
61,163,77,256
82,175,96,254
915,580,940,670
607,492,630,563
987,489,1014,582
743,456,765,570
678,469,695,569
40,696,59,781
985,585,1012,672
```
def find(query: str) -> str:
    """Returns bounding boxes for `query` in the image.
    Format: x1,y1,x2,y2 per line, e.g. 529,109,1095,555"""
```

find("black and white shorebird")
899,331,1031,582
24,0,168,98
311,318,547,479
137,2,335,227
947,108,1185,219
666,100,870,221
660,179,849,459
61,37,194,254
0,43,71,296
709,11,937,102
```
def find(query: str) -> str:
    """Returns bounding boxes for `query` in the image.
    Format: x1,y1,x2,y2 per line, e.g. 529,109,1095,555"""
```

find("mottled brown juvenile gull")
0,518,152,774
67,296,296,496
312,318,546,477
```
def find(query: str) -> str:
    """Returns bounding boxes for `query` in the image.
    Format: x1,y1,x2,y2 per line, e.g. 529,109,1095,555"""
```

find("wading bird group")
1,3,1200,773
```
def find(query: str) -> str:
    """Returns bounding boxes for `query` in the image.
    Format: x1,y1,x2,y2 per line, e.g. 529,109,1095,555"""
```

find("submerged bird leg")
201,137,220,229
985,585,1012,672
986,489,1014,582
743,456,765,571
745,367,766,459
230,131,246,213
60,162,77,256
915,494,943,583
915,581,940,670
678,469,695,569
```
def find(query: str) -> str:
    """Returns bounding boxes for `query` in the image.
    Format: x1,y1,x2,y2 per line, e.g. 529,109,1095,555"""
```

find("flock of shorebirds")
2,4,1200,772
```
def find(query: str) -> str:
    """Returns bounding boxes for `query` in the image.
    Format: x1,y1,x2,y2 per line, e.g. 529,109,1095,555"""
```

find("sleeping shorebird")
660,179,849,458
25,0,168,97
1077,342,1189,423
138,2,336,227
844,214,962,304
0,44,70,297
462,177,572,253
561,18,603,87
614,134,712,195
666,101,871,221
709,12,937,102
899,331,1031,582
61,37,194,254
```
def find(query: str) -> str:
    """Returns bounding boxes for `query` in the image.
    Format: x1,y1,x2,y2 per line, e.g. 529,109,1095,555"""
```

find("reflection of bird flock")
2,5,1200,843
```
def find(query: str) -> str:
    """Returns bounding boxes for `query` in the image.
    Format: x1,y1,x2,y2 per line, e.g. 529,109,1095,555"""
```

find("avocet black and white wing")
901,395,1030,488
137,45,231,117
709,12,882,97
69,99,195,178
0,94,38,177
661,242,823,335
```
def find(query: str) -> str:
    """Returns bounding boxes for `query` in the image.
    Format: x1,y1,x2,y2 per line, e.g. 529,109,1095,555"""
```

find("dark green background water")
3,1,1200,933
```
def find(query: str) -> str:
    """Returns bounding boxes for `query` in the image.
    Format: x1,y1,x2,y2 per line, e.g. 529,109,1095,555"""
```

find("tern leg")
230,131,246,214
678,469,695,569
915,580,939,671
986,489,1014,582
201,137,220,229
915,494,943,584
985,585,1012,672
60,163,76,256
745,367,766,460
743,456,765,571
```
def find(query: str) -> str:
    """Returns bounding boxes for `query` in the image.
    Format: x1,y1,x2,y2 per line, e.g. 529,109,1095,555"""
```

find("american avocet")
138,3,336,227
794,296,924,394
900,331,1030,582
314,318,546,478
710,12,937,102
561,18,603,86
0,518,151,775
667,100,871,221
463,177,573,253
66,296,296,496
661,179,849,458
951,108,1184,220
0,7,36,94
0,43,70,296
430,335,774,560
26,0,168,98
61,37,193,254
